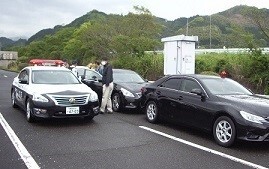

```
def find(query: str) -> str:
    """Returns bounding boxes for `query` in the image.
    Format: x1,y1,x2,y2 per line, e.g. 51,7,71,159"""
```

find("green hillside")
2,5,268,64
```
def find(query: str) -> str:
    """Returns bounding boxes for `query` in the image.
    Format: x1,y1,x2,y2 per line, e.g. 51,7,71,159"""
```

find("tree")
224,24,255,48
242,6,269,41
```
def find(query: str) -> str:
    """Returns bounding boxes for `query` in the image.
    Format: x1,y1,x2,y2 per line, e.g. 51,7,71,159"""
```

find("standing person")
70,60,78,77
62,59,69,68
100,57,113,114
95,61,104,75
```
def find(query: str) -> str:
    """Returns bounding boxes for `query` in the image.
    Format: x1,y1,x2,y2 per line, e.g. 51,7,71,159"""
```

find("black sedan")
141,74,269,147
82,69,148,112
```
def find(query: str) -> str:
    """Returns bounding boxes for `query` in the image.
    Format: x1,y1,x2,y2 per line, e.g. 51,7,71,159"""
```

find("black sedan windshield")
113,72,145,83
201,78,252,95
32,70,80,84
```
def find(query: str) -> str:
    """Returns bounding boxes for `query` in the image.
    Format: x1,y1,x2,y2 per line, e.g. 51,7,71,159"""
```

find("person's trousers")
100,82,114,112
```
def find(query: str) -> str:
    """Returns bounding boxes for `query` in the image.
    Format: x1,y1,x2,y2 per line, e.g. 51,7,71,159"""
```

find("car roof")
76,66,90,69
168,74,221,80
26,66,70,71
113,69,137,73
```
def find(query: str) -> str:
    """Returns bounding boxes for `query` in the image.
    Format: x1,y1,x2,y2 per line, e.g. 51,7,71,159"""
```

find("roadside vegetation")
7,50,269,94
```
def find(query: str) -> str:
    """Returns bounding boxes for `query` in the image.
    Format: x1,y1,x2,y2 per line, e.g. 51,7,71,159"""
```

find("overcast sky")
1,0,268,39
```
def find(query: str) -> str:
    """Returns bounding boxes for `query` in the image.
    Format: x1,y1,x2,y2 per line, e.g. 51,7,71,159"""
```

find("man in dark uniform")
100,57,113,114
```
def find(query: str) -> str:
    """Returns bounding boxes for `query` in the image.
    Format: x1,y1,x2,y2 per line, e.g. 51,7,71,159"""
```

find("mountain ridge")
1,5,268,49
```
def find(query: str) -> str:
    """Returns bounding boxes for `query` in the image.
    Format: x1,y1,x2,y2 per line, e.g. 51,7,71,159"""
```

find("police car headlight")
89,92,98,102
33,94,49,102
121,88,135,97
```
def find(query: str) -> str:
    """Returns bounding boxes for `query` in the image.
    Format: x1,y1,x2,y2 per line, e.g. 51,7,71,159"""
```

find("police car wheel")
26,99,36,123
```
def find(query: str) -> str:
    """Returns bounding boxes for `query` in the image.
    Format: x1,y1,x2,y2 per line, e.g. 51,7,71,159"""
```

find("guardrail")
145,47,269,55
195,47,269,55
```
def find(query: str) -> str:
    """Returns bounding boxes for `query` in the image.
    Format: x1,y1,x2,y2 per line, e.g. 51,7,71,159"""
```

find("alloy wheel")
147,103,156,120
215,120,232,143
11,90,18,108
26,100,35,123
146,101,158,123
112,94,120,112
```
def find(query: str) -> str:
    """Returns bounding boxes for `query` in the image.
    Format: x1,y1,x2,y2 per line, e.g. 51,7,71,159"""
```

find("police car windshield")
32,70,80,84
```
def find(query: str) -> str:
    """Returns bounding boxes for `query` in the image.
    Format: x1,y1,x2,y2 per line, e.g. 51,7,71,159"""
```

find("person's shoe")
107,111,113,114
99,111,104,114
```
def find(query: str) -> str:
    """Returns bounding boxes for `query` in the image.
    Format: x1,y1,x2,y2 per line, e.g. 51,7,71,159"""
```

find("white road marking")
139,126,268,169
0,113,40,169
4,75,7,77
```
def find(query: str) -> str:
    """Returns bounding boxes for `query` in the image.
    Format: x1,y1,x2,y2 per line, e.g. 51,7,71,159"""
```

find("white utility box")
161,35,198,75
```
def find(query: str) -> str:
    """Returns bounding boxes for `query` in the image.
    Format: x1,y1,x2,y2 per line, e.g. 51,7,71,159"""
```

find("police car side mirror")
19,79,28,84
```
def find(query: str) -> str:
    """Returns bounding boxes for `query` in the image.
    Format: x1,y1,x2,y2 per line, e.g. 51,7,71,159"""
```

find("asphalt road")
1,69,269,169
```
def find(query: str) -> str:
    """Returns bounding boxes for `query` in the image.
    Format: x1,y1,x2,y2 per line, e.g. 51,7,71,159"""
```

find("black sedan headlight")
239,111,267,124
120,88,135,97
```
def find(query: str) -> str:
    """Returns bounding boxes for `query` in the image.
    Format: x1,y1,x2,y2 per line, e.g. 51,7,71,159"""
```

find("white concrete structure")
161,35,198,75
0,51,18,68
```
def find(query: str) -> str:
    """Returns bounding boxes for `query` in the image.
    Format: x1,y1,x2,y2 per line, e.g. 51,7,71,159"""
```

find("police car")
11,66,99,122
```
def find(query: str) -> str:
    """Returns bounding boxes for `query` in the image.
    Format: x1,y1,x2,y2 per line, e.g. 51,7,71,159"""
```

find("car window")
113,71,145,83
32,70,80,84
18,70,29,82
161,78,181,90
85,70,102,80
180,79,201,93
77,68,85,76
201,78,252,95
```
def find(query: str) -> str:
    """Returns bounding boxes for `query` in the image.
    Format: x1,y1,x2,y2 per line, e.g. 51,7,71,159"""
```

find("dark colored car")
81,69,148,112
141,74,269,147
11,66,99,122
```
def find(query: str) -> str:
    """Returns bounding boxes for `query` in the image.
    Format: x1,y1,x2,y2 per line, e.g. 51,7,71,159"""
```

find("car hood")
216,95,269,117
116,82,149,93
30,84,94,95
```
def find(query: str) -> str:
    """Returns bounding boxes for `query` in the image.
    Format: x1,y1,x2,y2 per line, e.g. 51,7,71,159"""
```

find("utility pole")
186,18,189,36
209,15,211,49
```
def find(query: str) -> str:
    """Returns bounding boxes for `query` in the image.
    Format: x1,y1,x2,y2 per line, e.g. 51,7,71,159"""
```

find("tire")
26,99,36,123
213,116,236,147
84,115,94,121
11,90,18,108
112,93,121,112
145,101,159,123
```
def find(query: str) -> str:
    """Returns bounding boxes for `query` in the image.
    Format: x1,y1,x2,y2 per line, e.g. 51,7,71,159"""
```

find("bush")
18,63,28,70
200,71,220,76
7,61,18,71
111,53,163,80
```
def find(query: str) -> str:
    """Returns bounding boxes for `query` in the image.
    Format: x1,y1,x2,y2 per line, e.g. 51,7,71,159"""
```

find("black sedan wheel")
213,116,236,147
146,101,159,123
26,99,36,123
112,93,121,112
11,90,18,108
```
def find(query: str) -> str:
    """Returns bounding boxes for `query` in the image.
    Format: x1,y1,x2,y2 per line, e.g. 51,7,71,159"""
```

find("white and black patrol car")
11,66,99,122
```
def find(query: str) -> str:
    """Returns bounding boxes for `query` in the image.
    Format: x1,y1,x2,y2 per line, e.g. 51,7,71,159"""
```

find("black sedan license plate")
66,107,79,114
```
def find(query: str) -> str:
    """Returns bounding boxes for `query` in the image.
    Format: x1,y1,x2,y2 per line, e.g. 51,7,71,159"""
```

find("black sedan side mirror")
191,88,206,101
92,76,97,80
191,88,206,98
80,75,85,80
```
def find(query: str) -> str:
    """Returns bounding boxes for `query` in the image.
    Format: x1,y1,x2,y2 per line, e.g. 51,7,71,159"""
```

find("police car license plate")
66,107,79,114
